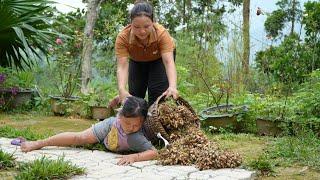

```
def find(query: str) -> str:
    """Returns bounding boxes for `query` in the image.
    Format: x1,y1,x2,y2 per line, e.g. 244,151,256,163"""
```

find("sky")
53,0,86,12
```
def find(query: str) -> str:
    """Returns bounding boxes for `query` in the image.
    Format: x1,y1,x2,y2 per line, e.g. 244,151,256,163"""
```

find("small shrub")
248,155,275,176
15,156,85,180
33,96,51,114
0,149,16,170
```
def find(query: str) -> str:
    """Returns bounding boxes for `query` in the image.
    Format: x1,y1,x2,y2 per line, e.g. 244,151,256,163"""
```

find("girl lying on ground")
20,96,157,165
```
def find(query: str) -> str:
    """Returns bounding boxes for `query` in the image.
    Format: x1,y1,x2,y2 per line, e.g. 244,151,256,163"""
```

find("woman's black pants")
128,58,168,107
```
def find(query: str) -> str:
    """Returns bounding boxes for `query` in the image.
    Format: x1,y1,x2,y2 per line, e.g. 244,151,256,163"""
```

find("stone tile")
189,168,255,180
130,160,157,168
111,172,173,180
0,138,256,180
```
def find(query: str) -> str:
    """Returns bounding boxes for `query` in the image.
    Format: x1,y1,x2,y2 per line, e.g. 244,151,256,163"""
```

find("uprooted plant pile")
156,99,242,170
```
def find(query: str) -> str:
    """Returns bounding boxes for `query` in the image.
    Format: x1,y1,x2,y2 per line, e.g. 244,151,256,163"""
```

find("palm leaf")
0,0,56,69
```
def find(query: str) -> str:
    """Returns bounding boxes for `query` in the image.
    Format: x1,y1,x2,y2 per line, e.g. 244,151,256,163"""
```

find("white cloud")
53,0,86,13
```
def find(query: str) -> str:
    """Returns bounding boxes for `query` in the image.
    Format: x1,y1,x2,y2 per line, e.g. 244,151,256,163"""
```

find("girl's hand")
163,86,179,99
116,154,137,165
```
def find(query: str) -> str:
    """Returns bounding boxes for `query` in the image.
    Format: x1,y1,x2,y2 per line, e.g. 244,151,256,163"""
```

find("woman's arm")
116,149,158,165
117,57,131,103
161,52,178,99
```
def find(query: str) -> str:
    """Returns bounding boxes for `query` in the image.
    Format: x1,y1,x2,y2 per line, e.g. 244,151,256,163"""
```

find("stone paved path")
0,138,255,180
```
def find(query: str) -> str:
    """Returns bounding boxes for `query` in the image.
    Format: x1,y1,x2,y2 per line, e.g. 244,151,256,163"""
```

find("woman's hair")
130,0,153,22
119,96,148,119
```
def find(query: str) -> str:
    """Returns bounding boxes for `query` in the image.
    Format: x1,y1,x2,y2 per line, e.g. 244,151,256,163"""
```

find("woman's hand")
116,154,137,166
163,86,179,99
108,95,120,109
119,90,131,104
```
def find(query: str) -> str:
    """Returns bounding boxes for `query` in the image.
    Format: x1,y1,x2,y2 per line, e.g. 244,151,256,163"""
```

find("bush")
291,70,320,118
248,154,275,176
0,149,16,170
16,156,85,179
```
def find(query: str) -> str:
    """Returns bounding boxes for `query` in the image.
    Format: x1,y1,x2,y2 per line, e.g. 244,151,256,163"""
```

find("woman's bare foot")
21,141,44,152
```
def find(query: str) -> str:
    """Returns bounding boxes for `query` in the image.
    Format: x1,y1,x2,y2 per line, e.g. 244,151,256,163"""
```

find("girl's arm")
116,149,158,165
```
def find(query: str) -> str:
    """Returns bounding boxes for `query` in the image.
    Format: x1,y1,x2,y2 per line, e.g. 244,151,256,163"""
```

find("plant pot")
0,88,35,109
12,89,35,107
90,106,114,120
200,104,247,132
256,118,282,136
49,95,80,116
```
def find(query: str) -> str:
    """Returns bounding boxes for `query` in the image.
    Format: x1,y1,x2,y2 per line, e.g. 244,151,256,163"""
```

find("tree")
0,0,55,69
80,0,132,94
173,0,226,100
264,0,302,39
302,1,320,72
81,0,103,94
264,9,287,38
242,0,250,76
256,1,320,84
94,0,130,50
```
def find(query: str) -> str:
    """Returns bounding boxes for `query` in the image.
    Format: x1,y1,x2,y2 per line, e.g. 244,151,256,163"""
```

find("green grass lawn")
0,112,94,134
0,112,319,179
206,133,320,180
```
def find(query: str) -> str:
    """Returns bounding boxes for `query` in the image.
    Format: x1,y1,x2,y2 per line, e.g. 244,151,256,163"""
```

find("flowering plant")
49,35,82,98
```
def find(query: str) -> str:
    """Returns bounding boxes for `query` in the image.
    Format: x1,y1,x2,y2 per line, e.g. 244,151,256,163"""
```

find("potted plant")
49,57,81,115
49,38,82,116
0,67,36,110
84,79,118,120
88,93,114,120
198,76,248,132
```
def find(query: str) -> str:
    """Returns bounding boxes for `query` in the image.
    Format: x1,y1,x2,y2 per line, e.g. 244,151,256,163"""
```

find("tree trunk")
242,0,250,77
183,0,186,25
186,0,191,30
81,0,103,94
290,0,296,35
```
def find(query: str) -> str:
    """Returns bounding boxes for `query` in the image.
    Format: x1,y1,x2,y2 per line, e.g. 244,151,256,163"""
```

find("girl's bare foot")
21,141,44,152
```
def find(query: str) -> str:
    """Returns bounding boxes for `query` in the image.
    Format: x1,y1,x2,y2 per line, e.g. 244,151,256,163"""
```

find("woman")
116,0,178,106
20,96,157,166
